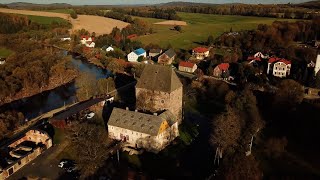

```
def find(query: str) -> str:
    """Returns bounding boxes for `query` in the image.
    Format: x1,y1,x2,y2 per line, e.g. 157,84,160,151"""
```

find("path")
0,8,129,35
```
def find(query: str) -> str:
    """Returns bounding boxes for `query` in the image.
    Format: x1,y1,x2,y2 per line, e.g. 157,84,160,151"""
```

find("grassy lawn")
0,47,13,58
26,15,68,24
135,12,297,50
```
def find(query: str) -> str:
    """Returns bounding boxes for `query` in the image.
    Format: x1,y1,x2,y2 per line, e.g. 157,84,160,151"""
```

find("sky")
0,0,311,5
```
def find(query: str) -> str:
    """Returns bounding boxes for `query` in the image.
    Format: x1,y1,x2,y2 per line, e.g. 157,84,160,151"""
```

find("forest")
173,4,319,19
112,8,181,20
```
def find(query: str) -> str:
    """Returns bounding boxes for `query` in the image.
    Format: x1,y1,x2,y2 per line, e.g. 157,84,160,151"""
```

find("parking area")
7,144,65,180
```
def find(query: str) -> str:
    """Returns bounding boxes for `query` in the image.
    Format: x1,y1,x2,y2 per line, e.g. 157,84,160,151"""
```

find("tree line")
173,4,319,19
116,8,181,20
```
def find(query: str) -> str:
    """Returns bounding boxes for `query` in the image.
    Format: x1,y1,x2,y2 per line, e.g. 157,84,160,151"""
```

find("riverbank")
0,69,78,106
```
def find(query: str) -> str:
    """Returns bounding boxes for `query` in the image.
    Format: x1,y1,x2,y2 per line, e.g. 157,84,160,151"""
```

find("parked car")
58,159,77,172
85,112,95,119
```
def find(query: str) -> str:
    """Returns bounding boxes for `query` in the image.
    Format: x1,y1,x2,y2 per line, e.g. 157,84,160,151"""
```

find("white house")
315,54,320,76
60,37,71,41
80,36,95,48
267,57,291,78
0,58,5,65
108,108,179,152
254,52,269,59
178,61,197,73
192,47,210,60
127,48,146,62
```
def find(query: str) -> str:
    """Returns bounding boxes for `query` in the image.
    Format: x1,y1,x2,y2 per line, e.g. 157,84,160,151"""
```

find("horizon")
1,0,312,5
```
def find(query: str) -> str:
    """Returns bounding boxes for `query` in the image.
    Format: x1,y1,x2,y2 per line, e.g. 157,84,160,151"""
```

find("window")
18,161,21,165
161,100,165,103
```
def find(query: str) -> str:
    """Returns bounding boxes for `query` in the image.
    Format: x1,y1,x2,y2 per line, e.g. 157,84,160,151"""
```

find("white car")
85,112,95,119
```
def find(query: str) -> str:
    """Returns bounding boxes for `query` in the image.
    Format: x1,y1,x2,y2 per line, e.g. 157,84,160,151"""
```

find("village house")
0,129,52,179
107,64,183,152
213,63,230,79
315,54,320,76
127,48,147,62
60,37,71,41
158,49,176,65
101,45,114,52
127,34,138,40
149,49,162,58
254,52,269,59
80,36,95,48
0,58,5,65
108,108,179,153
178,61,197,73
267,57,291,78
192,47,209,60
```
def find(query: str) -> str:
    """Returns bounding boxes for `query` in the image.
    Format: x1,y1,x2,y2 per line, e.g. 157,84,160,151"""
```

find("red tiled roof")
279,59,291,65
193,47,209,53
247,56,261,61
179,61,195,68
268,57,280,63
127,34,138,39
81,36,94,41
218,63,229,71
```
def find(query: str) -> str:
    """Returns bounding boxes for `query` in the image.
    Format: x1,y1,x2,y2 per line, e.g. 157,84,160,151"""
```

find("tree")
274,79,304,109
75,72,97,101
70,11,78,19
97,77,115,95
66,122,110,177
207,35,214,46
211,108,241,156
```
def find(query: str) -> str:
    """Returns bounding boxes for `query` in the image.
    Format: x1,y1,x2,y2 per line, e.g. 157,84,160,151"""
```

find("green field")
44,9,75,14
0,47,13,58
135,12,297,50
27,15,68,24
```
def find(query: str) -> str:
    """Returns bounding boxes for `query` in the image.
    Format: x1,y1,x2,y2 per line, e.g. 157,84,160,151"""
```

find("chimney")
126,107,129,110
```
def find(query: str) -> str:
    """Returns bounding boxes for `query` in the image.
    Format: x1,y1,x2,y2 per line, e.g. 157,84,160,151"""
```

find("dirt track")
154,20,187,26
0,8,129,35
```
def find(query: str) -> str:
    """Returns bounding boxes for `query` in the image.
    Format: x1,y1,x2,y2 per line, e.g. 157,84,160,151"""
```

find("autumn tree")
70,11,78,19
97,77,116,95
211,107,241,159
66,122,110,177
273,79,304,109
75,72,97,101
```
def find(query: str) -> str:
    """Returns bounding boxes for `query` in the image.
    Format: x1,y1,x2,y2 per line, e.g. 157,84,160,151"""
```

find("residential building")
158,49,176,65
213,63,230,79
136,64,183,123
127,48,147,62
192,47,209,60
178,61,197,73
80,36,95,48
267,57,291,78
315,54,320,76
0,58,5,65
60,37,71,41
127,34,138,39
108,108,179,152
0,129,52,179
254,52,269,59
149,49,162,58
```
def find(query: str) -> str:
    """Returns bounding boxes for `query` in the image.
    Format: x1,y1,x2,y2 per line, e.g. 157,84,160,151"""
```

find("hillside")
7,2,72,8
296,0,320,9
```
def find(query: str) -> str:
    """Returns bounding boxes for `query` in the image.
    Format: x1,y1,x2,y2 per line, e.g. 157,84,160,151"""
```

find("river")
0,54,111,119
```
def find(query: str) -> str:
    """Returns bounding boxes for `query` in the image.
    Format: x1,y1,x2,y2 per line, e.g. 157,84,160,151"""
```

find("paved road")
7,144,64,180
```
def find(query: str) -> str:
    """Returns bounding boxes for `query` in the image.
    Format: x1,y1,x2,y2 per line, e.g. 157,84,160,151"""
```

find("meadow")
135,12,297,50
0,47,13,58
27,15,68,24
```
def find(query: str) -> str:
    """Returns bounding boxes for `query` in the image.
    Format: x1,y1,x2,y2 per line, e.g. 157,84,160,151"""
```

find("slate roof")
134,48,146,56
108,108,165,136
158,110,177,126
149,49,162,54
136,64,182,93
163,48,176,58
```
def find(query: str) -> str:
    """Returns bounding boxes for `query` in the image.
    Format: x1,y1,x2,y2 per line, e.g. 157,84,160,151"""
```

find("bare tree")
66,122,110,177
75,72,97,101
136,90,156,112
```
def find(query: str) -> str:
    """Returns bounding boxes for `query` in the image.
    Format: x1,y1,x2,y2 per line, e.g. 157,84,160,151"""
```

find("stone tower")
136,65,183,123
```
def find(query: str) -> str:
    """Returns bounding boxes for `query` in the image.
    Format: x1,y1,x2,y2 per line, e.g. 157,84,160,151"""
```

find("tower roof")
136,64,182,93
